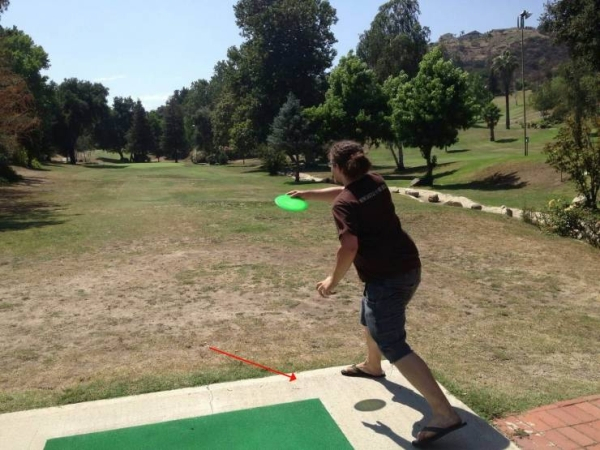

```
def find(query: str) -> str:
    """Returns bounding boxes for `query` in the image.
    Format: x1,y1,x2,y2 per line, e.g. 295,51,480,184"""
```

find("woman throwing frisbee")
288,140,465,447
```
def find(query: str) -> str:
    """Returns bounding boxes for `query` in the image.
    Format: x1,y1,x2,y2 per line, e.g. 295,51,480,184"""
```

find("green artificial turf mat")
44,398,353,449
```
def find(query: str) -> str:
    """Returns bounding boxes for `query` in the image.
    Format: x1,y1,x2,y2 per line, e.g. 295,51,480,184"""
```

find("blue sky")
2,0,547,110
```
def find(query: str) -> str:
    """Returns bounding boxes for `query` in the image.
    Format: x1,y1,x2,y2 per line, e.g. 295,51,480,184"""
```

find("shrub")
194,150,208,164
259,145,288,176
207,149,229,165
0,156,22,184
529,198,600,248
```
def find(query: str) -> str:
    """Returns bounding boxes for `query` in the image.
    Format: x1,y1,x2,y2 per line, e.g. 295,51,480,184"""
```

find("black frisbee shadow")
355,377,513,449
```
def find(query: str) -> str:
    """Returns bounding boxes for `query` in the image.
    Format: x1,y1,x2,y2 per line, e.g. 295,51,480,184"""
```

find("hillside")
436,27,570,87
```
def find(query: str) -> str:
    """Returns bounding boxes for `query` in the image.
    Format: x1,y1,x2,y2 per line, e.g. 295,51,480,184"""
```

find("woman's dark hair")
328,140,371,180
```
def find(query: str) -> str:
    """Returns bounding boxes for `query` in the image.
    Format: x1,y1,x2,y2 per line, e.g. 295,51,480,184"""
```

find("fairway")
1,155,599,422
44,399,352,450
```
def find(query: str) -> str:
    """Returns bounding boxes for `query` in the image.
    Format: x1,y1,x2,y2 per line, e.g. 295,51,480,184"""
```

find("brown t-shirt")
332,172,421,282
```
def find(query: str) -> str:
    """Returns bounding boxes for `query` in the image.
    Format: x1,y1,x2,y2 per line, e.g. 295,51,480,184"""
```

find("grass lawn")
0,124,598,422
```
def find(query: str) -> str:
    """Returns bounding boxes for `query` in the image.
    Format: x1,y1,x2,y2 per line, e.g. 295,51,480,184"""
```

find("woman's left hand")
316,276,337,297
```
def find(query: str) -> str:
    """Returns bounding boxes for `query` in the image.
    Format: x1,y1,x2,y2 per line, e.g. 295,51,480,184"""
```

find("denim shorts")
360,268,421,364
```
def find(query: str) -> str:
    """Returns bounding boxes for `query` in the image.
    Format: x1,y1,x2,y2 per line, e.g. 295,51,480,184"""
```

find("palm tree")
483,102,502,141
492,50,519,129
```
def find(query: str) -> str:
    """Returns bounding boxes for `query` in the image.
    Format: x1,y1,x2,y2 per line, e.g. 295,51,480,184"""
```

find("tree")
267,93,314,182
93,96,135,161
306,53,390,147
544,117,600,210
492,50,519,129
230,0,338,142
161,97,186,162
126,101,155,163
0,26,53,164
54,78,109,164
147,110,164,161
356,0,430,82
482,102,502,142
540,0,600,72
388,47,478,185
192,106,213,154
111,96,135,158
531,77,564,120
468,73,493,121
0,65,38,169
382,73,409,170
0,0,9,16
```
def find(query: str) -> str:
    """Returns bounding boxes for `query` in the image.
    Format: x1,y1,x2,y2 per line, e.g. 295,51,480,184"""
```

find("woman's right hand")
287,190,307,199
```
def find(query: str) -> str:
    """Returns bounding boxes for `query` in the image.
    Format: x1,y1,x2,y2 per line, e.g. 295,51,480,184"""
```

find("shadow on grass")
0,179,66,231
441,172,528,191
446,148,470,154
97,157,130,164
0,203,65,231
83,164,127,170
495,138,518,144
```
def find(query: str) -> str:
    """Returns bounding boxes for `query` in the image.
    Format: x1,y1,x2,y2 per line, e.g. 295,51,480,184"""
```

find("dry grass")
0,163,598,418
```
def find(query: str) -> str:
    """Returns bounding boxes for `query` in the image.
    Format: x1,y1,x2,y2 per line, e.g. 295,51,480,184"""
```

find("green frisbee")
275,194,308,212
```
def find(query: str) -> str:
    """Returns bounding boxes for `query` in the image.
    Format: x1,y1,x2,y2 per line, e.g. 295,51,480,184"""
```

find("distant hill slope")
436,27,570,87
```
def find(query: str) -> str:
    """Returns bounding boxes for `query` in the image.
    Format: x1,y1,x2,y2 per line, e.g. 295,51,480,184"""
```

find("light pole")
518,9,532,156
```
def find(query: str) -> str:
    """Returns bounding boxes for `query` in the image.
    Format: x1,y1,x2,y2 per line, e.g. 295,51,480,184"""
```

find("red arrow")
209,346,297,382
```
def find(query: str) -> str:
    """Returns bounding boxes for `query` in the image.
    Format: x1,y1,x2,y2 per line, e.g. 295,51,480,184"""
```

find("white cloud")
94,74,127,83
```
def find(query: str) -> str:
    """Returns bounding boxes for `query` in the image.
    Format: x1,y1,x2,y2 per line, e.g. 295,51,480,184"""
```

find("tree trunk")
67,137,77,164
490,125,495,142
388,143,405,172
504,90,511,129
421,146,434,185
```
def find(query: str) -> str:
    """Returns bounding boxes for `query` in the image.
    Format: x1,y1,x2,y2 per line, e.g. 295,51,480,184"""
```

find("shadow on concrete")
358,378,514,450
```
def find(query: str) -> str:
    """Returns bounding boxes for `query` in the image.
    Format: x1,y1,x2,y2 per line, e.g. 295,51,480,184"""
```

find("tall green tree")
356,0,430,82
94,96,135,161
126,100,154,162
161,97,186,162
230,0,337,142
111,96,135,157
540,0,599,169
540,0,600,71
54,78,109,164
492,50,519,130
544,117,600,210
147,110,164,161
555,61,599,147
267,93,314,182
468,73,494,121
192,106,213,155
382,73,409,171
306,53,390,148
388,47,478,185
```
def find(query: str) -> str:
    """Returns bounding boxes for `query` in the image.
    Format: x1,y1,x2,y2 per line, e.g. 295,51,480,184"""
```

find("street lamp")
518,9,532,156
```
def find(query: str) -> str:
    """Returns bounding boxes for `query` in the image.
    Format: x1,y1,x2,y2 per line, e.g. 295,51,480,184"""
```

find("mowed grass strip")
0,153,598,421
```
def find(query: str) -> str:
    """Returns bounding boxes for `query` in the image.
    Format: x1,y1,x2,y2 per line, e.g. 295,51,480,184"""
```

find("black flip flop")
340,364,386,379
412,421,467,448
